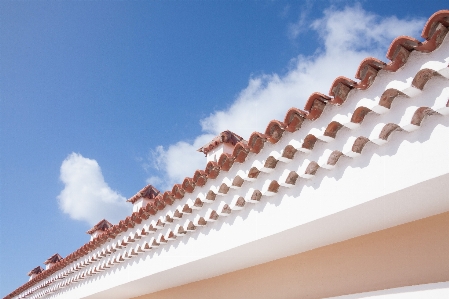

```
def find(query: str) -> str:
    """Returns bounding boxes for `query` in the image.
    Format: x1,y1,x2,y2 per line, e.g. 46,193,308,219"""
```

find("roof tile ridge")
350,10,449,92
197,130,244,155
302,64,448,149
285,12,449,158
9,254,69,298
127,184,160,204
56,26,448,282
270,67,448,181
385,10,449,74
7,10,448,299
129,138,252,222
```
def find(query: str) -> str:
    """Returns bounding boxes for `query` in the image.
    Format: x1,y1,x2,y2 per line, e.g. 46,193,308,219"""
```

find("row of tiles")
7,9,449,299
18,69,449,299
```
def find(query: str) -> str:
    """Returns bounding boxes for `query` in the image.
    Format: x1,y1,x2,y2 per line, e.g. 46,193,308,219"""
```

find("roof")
127,184,160,204
86,219,113,235
197,130,245,155
43,254,63,266
27,267,44,277
5,9,449,299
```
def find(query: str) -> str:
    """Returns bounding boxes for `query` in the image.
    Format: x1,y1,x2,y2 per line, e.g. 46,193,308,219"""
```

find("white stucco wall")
132,198,152,213
206,143,235,163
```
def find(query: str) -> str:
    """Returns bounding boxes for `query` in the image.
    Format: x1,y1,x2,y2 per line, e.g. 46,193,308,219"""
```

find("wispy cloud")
287,0,314,39
147,134,215,191
280,4,290,19
57,153,131,226
146,5,425,192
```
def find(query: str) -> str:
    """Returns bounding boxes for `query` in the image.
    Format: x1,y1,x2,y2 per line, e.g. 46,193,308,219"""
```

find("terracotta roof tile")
43,253,63,265
181,177,196,193
355,57,386,89
205,161,221,179
27,266,44,277
86,219,113,235
421,10,449,43
198,130,244,155
265,120,286,144
328,77,356,106
127,184,160,204
217,153,235,171
284,107,307,132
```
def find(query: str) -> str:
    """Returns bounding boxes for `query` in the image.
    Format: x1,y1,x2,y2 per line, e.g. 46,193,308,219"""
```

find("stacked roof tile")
126,184,160,204
5,9,449,299
86,219,113,235
26,267,43,278
42,255,62,267
197,130,244,155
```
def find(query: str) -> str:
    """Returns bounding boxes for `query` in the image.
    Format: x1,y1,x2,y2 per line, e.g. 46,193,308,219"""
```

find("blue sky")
0,0,447,296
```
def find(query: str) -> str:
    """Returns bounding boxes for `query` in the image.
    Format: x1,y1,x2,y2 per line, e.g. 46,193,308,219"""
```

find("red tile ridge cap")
86,219,113,235
127,184,160,204
43,253,63,265
27,266,44,277
197,130,245,155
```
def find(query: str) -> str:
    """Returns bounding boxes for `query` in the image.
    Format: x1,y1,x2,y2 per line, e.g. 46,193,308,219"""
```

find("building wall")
135,211,449,299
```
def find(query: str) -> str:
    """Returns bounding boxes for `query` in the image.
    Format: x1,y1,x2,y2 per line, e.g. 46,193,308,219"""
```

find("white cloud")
288,0,313,39
313,5,424,53
146,5,425,191
148,134,215,191
146,175,163,188
58,153,131,226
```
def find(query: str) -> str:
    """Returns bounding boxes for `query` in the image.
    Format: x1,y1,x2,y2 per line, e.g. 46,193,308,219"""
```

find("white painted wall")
206,143,235,163
89,230,106,242
132,197,152,213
